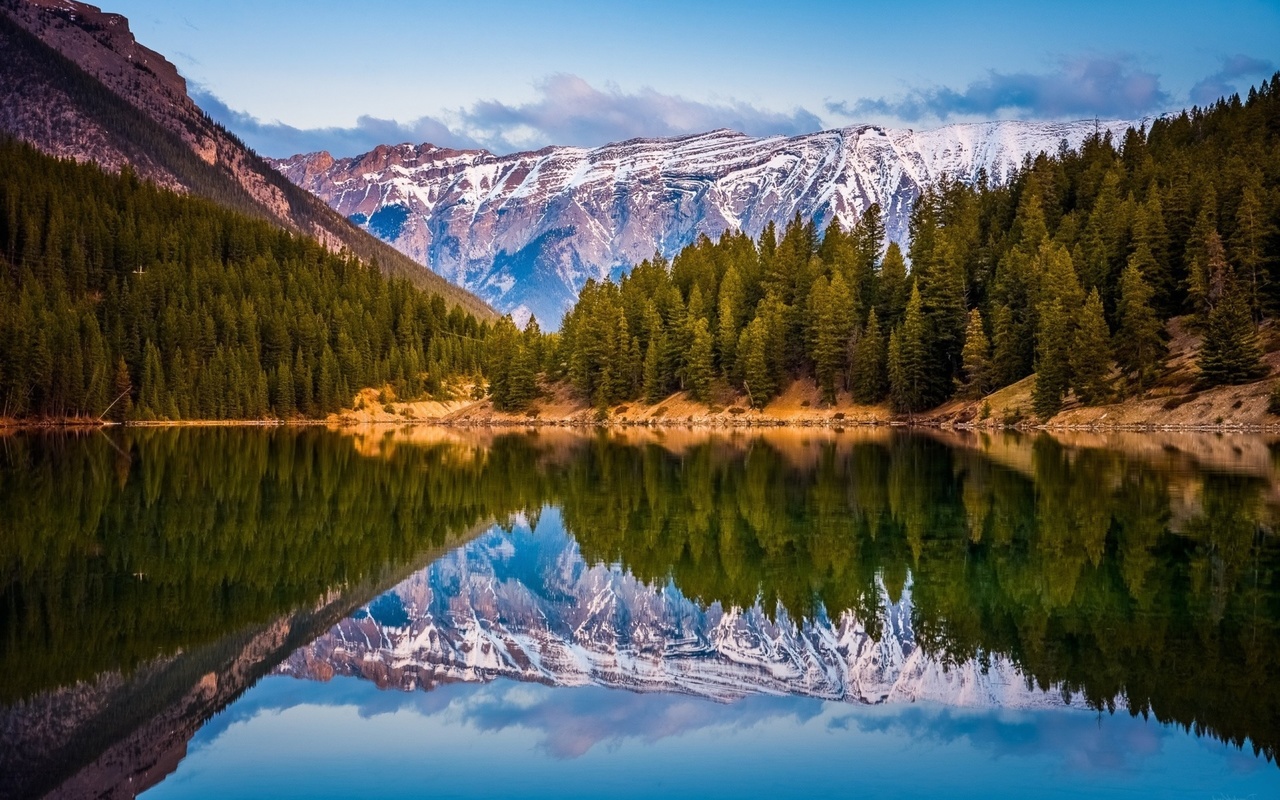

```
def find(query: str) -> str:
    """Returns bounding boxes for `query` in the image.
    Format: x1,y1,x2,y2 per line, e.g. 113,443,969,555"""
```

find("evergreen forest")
0,138,487,420
489,75,1280,418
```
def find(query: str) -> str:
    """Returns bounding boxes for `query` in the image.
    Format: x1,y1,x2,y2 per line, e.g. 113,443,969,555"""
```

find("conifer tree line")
490,75,1280,417
0,139,487,420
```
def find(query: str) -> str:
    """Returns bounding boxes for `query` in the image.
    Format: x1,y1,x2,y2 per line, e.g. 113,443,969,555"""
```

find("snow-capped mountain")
271,119,1134,325
278,516,1074,711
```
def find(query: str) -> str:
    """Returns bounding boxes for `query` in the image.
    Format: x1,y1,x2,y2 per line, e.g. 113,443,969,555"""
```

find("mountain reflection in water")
1,426,1277,799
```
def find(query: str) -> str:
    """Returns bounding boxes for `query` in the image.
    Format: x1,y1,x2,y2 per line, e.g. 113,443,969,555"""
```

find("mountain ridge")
273,118,1139,325
0,0,494,318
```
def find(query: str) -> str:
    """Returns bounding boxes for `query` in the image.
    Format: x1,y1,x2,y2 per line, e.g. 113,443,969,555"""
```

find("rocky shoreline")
7,374,1280,434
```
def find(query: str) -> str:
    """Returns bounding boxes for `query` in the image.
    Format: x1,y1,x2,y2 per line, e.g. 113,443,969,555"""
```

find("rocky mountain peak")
273,117,1137,326
10,0,192,130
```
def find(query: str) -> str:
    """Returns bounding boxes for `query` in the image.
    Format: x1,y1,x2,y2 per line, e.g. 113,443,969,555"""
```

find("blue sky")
106,0,1280,157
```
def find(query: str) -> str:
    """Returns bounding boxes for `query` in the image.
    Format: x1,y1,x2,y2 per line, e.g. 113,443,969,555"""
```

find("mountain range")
273,119,1136,325
1,0,1143,328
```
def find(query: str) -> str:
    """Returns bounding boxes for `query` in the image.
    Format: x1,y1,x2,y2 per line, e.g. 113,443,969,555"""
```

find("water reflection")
280,513,1065,713
1,427,1278,799
147,679,1270,800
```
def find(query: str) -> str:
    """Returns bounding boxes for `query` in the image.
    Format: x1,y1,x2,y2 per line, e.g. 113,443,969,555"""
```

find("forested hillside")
488,76,1280,419
0,139,487,421
0,3,493,318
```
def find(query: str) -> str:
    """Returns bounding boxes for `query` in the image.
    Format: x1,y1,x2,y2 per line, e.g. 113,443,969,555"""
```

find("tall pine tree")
1071,288,1113,405
852,310,887,404
888,283,928,413
958,309,991,399
1199,269,1267,386
1115,257,1166,391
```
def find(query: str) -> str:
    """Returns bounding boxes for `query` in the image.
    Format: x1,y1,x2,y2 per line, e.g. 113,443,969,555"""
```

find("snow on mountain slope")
271,119,1133,325
277,516,1076,711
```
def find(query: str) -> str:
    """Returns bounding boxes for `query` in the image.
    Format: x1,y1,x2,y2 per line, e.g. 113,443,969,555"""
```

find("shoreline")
7,373,1280,435
5,416,1279,434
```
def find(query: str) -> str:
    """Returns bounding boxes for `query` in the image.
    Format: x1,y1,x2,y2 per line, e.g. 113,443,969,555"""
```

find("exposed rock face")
0,0,493,316
273,119,1134,325
280,520,1071,711
2,0,291,215
23,0,188,98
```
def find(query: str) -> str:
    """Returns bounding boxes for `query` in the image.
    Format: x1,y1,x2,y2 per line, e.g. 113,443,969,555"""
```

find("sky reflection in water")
150,670,1270,800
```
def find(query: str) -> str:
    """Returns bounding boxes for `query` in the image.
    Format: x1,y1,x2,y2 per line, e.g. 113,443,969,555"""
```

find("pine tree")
1199,269,1267,386
958,309,991,399
989,303,1021,389
1031,242,1083,419
1078,169,1126,293
139,340,166,419
805,275,831,365
888,283,928,413
274,360,295,417
919,238,968,401
1115,256,1166,391
1032,299,1072,419
887,329,905,412
625,333,642,400
318,346,338,411
877,242,908,327
1038,241,1084,311
109,355,132,421
508,335,539,410
851,310,887,403
609,314,636,402
1011,185,1049,254
643,336,664,403
486,316,520,409
642,301,670,400
1132,191,1173,314
1230,173,1269,320
717,265,744,377
512,314,542,409
686,317,714,403
1185,191,1220,322
1071,289,1113,405
852,203,884,311
738,317,773,408
811,272,854,403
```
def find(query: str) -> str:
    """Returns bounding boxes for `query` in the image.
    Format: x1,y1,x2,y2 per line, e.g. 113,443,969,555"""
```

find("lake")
1,426,1277,799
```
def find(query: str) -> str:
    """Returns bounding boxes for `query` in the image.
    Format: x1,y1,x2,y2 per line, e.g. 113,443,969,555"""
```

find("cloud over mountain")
457,74,823,152
1189,54,1276,105
831,56,1170,122
190,88,485,156
195,74,822,157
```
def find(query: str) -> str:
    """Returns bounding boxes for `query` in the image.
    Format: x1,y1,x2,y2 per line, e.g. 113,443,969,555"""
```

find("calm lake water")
1,426,1278,799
